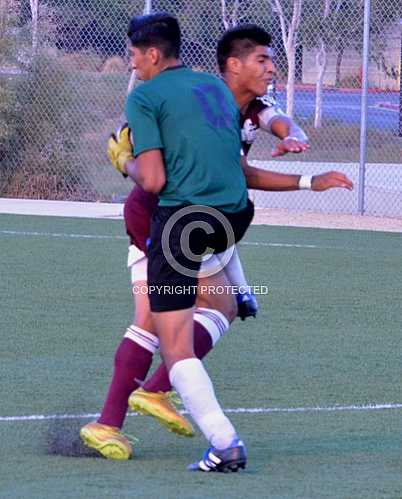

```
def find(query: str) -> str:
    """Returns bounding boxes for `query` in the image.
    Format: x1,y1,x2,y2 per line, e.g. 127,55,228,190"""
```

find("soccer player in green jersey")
120,12,251,472
123,12,253,472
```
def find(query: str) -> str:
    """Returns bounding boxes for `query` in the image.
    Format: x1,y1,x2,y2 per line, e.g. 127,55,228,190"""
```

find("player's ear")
148,47,161,65
226,56,242,75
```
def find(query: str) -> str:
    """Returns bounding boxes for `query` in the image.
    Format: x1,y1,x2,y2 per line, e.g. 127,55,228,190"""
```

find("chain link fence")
1,1,401,216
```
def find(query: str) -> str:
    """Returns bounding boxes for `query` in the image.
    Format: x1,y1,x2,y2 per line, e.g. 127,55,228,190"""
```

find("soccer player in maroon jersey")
80,22,353,466
128,23,352,431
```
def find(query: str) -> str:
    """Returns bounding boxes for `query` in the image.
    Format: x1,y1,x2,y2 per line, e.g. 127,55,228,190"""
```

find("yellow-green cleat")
80,421,133,460
129,388,195,437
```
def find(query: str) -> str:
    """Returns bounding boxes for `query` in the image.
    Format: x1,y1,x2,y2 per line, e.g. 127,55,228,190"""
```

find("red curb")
276,83,399,95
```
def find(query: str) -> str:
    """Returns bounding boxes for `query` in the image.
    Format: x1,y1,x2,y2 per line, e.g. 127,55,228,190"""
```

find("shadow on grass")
45,419,100,458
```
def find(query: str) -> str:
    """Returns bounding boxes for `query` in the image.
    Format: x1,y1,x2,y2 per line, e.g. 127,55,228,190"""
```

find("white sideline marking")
1,403,402,422
0,229,319,249
0,198,124,219
0,229,126,240
241,241,318,249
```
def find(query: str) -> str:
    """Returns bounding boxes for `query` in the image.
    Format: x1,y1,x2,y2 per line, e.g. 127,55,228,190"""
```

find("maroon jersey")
240,93,283,156
124,185,158,252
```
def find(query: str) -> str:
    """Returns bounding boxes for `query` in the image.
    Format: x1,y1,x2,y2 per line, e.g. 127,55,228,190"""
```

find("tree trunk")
314,40,327,128
221,0,239,29
335,44,344,87
313,0,330,127
221,0,229,29
286,46,295,117
143,0,152,14
231,0,240,26
127,0,152,95
272,0,302,119
29,0,39,58
0,0,9,39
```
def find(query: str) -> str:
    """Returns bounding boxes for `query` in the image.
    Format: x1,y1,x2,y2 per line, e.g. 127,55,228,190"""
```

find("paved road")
276,89,400,132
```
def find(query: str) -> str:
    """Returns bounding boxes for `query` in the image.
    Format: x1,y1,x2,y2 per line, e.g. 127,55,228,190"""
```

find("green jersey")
125,66,247,213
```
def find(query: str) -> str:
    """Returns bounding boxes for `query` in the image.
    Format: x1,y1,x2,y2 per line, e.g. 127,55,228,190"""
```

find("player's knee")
159,335,194,371
133,301,154,331
196,292,237,324
205,291,237,322
218,297,237,324
162,347,195,373
133,314,154,333
197,268,237,323
131,282,154,332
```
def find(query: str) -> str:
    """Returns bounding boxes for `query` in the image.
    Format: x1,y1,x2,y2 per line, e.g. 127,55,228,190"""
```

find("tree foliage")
40,0,144,55
301,0,402,86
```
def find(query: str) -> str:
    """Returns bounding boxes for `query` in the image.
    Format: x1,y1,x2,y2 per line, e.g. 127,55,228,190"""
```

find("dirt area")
253,208,402,232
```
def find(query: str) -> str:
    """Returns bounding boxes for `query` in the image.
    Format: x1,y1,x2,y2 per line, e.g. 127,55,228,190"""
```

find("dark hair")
217,24,272,73
127,12,181,59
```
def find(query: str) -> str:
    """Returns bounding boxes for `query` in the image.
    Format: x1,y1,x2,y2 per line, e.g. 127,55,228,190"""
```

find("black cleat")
187,438,247,472
236,291,258,320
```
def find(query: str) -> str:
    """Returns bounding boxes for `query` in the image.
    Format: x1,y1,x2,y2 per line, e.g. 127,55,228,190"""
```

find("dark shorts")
147,199,254,312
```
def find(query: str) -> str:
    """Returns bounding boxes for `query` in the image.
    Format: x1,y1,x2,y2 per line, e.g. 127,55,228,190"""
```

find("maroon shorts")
124,185,158,253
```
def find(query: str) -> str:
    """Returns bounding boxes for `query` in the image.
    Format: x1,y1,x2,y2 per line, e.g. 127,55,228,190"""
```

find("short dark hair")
217,24,272,73
127,12,181,59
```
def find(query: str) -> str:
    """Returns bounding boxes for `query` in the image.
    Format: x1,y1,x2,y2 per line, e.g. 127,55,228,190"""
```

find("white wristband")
284,135,302,142
298,175,313,190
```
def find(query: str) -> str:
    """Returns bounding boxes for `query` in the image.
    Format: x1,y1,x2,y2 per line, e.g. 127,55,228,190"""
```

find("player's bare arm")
241,156,353,191
107,125,165,194
309,171,353,191
126,150,166,194
270,115,310,157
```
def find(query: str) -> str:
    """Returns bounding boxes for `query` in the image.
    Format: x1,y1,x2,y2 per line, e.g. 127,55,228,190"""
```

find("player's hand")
311,171,354,191
107,124,133,177
271,137,310,157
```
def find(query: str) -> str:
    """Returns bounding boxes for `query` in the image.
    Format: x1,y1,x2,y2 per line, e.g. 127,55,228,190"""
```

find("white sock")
216,246,250,293
169,358,237,449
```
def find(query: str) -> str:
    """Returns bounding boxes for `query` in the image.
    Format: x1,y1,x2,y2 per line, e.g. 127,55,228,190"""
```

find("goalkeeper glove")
107,123,133,177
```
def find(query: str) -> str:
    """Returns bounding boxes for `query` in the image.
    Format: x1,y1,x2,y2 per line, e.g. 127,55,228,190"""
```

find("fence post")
358,0,371,215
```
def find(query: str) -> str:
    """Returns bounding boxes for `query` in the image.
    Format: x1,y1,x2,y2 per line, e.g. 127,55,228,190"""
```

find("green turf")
1,214,401,498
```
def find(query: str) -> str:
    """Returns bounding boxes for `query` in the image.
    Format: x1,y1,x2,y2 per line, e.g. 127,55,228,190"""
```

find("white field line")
241,241,318,249
0,230,126,240
1,403,402,422
0,229,319,249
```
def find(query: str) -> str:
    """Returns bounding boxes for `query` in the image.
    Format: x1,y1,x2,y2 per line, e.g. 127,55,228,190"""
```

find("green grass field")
1,214,402,498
